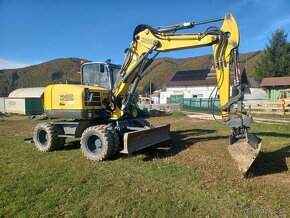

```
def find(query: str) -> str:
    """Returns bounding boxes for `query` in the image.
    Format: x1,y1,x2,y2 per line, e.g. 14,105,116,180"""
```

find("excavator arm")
112,13,238,120
111,13,261,173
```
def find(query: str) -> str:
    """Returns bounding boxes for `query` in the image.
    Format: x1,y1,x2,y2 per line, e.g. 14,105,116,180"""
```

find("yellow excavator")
33,13,261,173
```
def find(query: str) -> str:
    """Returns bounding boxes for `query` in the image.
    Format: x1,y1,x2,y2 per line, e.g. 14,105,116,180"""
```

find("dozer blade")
228,133,262,173
121,124,170,154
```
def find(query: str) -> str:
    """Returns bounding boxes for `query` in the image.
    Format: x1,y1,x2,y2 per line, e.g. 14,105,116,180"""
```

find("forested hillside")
0,51,262,97
0,58,85,97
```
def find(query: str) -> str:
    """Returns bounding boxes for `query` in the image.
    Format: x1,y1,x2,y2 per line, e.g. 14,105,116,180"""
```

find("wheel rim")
37,129,48,147
86,134,103,155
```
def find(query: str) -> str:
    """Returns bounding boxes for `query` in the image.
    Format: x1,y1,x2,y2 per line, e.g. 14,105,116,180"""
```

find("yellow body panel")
44,84,108,111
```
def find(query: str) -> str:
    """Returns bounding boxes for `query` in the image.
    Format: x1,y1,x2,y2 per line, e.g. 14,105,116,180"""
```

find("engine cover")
43,84,109,119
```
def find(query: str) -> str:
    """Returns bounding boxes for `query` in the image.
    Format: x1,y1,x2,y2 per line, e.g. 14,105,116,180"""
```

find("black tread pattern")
80,125,113,161
33,122,59,152
104,124,120,155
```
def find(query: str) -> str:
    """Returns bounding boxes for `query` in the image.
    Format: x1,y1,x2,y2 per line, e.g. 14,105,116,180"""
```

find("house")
260,76,290,101
160,68,267,104
160,68,233,104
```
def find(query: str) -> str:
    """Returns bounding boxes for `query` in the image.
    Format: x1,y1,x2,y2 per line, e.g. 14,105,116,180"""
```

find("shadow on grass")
257,131,290,139
246,131,290,177
133,128,228,161
55,130,290,177
57,140,81,151
247,145,290,177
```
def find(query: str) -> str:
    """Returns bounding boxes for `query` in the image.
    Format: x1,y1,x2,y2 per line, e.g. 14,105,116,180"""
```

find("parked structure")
150,90,161,104
160,68,267,105
160,68,234,104
3,87,45,115
261,76,290,101
244,88,268,101
0,97,5,113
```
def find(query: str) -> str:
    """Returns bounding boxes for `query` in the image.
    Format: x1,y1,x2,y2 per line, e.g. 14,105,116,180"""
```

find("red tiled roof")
164,68,235,87
260,77,290,87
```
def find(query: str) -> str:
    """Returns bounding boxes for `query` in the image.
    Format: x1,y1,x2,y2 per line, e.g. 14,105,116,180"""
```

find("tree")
254,29,290,82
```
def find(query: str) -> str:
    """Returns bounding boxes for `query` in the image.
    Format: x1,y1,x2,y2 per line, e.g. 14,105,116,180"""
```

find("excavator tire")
80,125,113,161
33,122,59,152
111,130,120,154
104,124,120,155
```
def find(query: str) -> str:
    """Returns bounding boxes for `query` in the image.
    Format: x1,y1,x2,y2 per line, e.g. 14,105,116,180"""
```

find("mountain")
0,58,86,97
0,51,262,97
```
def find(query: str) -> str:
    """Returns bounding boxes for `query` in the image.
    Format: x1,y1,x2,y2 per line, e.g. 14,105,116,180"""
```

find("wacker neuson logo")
60,94,74,101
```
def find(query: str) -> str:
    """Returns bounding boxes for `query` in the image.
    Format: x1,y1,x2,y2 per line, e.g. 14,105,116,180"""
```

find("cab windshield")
82,63,111,89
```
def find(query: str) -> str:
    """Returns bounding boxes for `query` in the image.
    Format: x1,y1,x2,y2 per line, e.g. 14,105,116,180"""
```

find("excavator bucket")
121,124,170,154
228,133,262,173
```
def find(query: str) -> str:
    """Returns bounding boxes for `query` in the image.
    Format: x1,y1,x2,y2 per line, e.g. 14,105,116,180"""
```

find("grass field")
0,113,289,217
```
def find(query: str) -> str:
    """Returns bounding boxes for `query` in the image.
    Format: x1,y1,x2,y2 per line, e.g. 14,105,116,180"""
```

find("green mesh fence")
170,95,220,111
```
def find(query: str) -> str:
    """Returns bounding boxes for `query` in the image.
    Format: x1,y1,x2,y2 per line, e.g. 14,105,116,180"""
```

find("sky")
0,0,289,69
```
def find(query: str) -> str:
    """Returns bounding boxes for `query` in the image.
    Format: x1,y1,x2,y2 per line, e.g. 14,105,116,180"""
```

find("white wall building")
160,68,267,104
160,68,227,104
244,88,268,101
160,85,217,104
0,98,5,113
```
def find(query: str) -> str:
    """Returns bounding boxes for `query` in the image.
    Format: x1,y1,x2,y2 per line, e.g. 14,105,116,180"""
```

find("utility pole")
149,80,152,105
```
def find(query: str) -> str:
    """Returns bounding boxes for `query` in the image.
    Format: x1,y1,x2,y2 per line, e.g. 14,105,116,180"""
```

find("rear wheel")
33,122,59,152
80,125,113,161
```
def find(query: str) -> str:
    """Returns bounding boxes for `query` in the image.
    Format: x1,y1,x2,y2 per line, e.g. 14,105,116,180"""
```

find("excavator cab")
81,62,121,90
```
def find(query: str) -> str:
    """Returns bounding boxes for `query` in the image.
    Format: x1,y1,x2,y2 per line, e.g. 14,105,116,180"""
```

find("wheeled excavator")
32,13,261,173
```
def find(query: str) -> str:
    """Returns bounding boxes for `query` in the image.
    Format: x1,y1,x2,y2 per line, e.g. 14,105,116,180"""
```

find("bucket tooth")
121,124,170,154
228,133,262,173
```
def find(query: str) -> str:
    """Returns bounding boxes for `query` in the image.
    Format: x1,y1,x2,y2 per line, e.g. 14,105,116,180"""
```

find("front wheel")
80,125,113,161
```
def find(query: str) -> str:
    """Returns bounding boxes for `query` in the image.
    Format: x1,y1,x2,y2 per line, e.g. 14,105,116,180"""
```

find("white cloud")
0,58,33,70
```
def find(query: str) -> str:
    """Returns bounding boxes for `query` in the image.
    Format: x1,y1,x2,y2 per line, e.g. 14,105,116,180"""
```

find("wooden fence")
243,101,290,114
